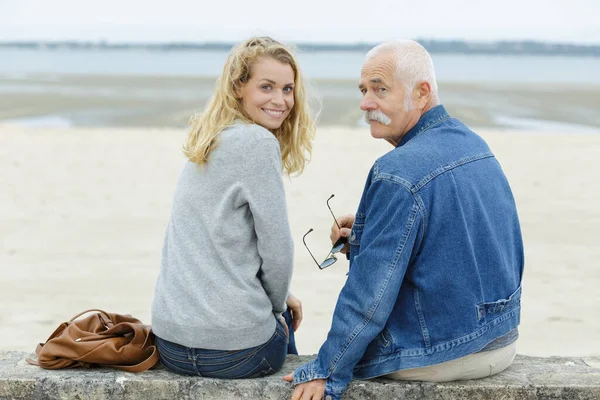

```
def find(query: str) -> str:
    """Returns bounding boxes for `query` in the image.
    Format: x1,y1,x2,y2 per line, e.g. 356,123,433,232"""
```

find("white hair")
365,40,440,111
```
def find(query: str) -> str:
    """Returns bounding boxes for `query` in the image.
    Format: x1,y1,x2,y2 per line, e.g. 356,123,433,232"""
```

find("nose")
360,96,376,111
271,90,285,106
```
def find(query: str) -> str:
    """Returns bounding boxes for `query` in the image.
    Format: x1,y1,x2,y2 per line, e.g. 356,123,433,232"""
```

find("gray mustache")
365,110,391,126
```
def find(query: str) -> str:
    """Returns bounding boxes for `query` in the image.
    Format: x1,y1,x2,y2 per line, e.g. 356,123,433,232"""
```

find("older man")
284,40,524,400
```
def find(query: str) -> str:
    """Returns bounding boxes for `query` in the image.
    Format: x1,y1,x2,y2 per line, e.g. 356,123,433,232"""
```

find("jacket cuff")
324,382,346,400
293,359,329,383
293,360,349,400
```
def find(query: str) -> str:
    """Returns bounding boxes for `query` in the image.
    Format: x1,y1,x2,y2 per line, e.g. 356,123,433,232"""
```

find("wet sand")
2,74,600,130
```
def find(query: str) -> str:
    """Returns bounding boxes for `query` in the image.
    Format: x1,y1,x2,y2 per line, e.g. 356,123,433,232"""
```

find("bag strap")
105,345,160,373
69,309,112,324
26,350,40,366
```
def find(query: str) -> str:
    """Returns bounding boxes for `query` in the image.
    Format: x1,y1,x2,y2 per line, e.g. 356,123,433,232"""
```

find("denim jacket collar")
398,105,450,147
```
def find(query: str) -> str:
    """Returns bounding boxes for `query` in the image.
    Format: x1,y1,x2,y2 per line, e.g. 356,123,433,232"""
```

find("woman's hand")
279,315,290,340
286,294,303,332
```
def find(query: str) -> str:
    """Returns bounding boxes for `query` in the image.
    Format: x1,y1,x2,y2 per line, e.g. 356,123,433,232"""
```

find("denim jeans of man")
156,310,297,378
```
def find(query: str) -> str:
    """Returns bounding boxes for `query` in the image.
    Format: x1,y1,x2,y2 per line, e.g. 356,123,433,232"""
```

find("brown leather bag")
27,309,159,372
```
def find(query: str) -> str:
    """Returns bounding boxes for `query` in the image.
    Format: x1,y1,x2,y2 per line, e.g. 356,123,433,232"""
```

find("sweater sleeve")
242,137,294,316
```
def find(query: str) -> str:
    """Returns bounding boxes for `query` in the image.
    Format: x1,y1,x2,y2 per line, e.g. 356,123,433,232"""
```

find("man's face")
359,52,421,145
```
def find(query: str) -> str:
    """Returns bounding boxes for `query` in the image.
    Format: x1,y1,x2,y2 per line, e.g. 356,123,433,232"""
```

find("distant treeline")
1,39,599,57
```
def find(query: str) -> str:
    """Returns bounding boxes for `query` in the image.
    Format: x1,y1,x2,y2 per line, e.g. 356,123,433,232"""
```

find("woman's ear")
233,82,243,100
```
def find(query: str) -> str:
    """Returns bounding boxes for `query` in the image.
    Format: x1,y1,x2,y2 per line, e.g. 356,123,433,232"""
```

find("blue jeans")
156,311,297,378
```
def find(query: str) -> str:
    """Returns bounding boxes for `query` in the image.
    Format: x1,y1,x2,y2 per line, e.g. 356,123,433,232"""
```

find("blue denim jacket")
293,105,524,399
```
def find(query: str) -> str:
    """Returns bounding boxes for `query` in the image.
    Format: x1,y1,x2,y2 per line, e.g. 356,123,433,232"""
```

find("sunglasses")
303,194,349,270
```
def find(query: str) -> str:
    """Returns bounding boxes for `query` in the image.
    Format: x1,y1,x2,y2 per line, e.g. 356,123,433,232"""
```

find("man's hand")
286,294,303,332
330,214,355,254
283,373,326,400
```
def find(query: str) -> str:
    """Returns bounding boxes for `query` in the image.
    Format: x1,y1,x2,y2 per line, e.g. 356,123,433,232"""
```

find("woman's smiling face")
239,56,295,131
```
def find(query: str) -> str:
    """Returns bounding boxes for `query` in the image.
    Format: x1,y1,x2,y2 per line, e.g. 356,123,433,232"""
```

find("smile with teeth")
263,108,286,117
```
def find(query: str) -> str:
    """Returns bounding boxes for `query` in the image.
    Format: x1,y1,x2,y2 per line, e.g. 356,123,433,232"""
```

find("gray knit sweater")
151,122,294,350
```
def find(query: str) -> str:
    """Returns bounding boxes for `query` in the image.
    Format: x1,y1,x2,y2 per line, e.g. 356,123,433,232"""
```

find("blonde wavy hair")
183,37,316,176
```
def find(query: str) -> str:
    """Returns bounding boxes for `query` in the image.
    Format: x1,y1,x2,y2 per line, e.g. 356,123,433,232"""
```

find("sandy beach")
1,124,599,358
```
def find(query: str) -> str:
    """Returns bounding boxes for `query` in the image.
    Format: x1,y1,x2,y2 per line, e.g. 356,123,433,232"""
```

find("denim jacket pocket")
361,327,394,360
476,285,522,322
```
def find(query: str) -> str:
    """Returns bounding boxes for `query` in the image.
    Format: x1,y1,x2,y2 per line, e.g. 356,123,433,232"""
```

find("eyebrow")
259,78,294,86
358,77,386,89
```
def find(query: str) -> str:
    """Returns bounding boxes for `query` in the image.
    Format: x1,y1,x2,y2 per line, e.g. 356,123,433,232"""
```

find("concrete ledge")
1,351,599,399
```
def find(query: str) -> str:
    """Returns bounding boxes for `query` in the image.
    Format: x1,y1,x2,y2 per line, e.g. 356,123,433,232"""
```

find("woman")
151,37,315,378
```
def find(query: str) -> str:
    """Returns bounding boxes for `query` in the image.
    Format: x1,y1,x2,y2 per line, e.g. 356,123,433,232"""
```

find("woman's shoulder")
213,123,281,167
221,122,277,145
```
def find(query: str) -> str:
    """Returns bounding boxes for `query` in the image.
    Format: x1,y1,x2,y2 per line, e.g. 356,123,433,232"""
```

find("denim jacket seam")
431,305,520,352
477,286,522,321
413,289,431,348
327,201,420,376
311,359,330,380
374,172,413,191
412,114,451,137
371,174,427,240
410,193,427,243
373,160,413,191
413,152,495,192
353,307,521,370
430,307,521,353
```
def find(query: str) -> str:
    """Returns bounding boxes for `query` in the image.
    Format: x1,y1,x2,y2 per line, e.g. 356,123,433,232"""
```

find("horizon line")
0,38,599,47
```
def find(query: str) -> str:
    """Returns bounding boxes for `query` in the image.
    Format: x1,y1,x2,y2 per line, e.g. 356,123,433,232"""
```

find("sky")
1,0,599,45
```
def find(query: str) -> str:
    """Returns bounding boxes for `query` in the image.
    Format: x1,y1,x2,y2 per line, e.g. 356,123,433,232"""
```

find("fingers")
339,214,355,228
286,295,303,331
291,303,303,332
289,381,326,400
339,227,352,238
283,372,294,382
303,382,326,400
291,385,304,400
300,389,314,400
330,214,355,244
332,227,352,255
280,315,290,340
330,228,339,244
293,314,302,332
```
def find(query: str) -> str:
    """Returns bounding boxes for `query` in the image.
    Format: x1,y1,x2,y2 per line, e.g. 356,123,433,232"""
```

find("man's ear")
415,81,431,109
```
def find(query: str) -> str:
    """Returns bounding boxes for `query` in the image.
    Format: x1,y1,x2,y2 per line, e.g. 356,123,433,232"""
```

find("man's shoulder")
374,118,493,188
